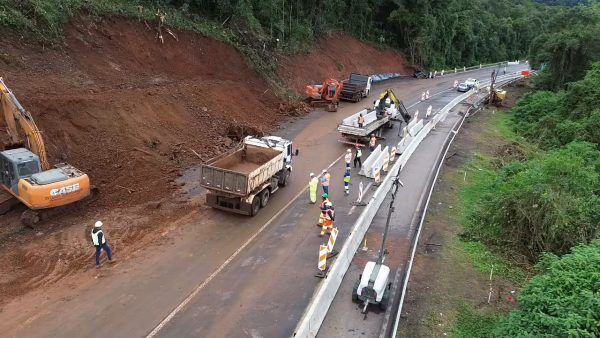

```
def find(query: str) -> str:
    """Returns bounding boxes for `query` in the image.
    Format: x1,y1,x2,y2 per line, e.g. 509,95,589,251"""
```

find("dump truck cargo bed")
200,144,283,197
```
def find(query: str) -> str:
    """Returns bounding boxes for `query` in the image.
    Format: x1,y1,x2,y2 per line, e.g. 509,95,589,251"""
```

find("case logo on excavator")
50,183,80,197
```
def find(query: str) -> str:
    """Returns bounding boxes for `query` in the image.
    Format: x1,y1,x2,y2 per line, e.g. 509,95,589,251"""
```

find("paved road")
0,65,524,338
318,67,527,338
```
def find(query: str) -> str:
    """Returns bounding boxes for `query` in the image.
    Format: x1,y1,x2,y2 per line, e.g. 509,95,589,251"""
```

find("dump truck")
200,135,295,216
340,73,372,102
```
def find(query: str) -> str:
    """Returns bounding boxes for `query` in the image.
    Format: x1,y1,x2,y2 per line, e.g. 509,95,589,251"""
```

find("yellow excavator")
0,77,91,225
374,89,411,124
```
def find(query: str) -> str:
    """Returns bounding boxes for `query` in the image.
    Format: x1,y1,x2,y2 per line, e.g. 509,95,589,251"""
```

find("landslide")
1,16,284,209
278,32,412,93
0,15,410,306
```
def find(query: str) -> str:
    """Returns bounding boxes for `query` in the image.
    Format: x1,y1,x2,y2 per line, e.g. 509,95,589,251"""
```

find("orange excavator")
0,77,91,225
305,78,343,112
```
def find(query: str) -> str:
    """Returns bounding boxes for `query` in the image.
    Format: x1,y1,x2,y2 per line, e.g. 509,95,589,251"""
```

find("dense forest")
1,0,598,72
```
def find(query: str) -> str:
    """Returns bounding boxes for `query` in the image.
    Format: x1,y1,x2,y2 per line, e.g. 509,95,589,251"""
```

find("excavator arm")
0,78,49,170
375,89,411,124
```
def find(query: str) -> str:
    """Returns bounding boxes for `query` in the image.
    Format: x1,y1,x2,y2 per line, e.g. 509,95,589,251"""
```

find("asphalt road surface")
0,64,525,338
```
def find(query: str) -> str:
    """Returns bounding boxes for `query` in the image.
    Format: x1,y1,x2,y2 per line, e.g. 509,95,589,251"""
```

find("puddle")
176,166,207,199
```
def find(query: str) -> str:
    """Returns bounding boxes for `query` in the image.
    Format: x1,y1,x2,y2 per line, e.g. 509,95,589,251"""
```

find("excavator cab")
0,148,42,193
0,147,90,209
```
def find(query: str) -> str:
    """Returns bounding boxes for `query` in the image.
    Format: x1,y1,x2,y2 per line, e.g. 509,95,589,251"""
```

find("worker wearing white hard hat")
344,149,352,169
91,220,113,268
309,172,318,204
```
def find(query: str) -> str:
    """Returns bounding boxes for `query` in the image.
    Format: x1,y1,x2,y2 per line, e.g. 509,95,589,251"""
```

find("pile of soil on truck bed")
278,32,412,93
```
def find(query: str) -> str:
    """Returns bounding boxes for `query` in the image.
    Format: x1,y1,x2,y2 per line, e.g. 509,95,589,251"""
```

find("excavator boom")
0,78,49,170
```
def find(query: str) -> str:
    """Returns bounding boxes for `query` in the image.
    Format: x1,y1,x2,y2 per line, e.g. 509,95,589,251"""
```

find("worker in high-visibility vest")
344,149,352,169
353,144,362,168
357,113,365,128
320,169,331,195
320,206,335,236
318,193,332,226
343,169,352,195
91,221,113,268
308,172,318,204
369,134,377,151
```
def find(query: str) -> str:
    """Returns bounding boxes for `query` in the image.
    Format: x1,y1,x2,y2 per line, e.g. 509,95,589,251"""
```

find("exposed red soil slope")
278,32,412,93
0,15,289,304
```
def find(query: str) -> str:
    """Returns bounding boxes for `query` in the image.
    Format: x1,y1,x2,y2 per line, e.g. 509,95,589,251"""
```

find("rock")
147,201,162,209
202,106,208,112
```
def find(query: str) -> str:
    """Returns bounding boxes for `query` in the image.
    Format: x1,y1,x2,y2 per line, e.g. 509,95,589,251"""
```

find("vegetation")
495,239,600,337
452,302,501,338
0,0,598,74
513,62,600,147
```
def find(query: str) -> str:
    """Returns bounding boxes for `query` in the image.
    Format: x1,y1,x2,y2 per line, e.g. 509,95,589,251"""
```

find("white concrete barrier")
341,109,377,127
369,146,389,178
359,144,382,177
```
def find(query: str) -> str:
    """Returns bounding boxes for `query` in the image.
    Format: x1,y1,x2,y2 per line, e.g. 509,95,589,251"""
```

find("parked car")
457,82,470,92
464,78,480,90
413,70,428,79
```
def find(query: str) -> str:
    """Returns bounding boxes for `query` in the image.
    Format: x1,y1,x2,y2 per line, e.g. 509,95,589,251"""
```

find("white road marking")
145,152,346,338
348,182,372,215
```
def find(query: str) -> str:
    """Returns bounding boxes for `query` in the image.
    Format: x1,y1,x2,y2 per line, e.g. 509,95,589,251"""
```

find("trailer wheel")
260,189,270,208
379,292,389,311
352,280,360,303
251,197,261,216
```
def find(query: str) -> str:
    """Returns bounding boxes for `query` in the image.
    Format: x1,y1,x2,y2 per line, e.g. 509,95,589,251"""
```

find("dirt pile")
278,32,412,93
1,16,286,208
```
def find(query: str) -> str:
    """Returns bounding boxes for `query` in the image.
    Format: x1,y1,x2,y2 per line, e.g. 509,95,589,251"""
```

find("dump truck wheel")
280,170,290,187
260,189,270,208
251,197,261,216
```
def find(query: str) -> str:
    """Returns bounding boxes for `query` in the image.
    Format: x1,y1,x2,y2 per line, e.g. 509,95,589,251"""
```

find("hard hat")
94,221,103,228
310,172,314,177
322,169,327,173
347,149,351,153
322,193,328,198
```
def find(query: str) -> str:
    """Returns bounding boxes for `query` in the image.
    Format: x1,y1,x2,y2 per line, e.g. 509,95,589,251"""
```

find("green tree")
495,239,600,337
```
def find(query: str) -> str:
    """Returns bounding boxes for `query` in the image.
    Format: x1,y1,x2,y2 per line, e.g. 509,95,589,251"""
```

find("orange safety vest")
370,136,376,147
358,115,365,124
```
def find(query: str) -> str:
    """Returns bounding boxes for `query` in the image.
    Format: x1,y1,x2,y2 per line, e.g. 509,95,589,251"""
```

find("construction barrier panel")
382,150,390,172
318,245,327,271
421,92,425,101
390,147,397,162
358,144,382,177
373,166,381,184
426,105,433,118
425,90,430,99
326,228,339,253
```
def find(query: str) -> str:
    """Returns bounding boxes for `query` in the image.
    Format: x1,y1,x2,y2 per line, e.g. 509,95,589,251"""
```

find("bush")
495,239,600,337
464,142,600,260
512,62,600,149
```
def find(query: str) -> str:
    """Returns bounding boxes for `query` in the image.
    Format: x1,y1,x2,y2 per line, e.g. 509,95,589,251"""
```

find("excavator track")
0,190,19,215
